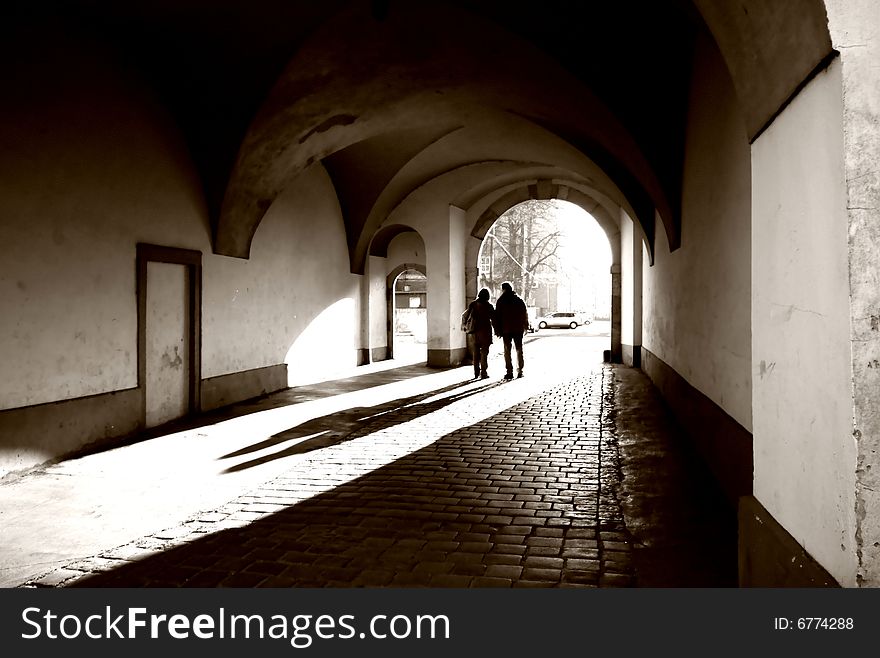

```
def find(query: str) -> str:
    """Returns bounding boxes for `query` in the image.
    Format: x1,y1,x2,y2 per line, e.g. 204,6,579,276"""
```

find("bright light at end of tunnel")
285,298,355,387
554,200,612,270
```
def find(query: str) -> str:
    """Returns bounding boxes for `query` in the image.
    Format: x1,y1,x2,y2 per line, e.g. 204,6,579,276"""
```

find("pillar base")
622,344,641,367
427,348,467,368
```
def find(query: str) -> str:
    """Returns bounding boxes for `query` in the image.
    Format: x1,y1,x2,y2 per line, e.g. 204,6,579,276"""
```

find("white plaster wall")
620,217,635,346
631,223,643,348
201,165,361,385
0,32,210,411
641,32,752,431
0,26,366,409
386,232,424,267
752,58,857,586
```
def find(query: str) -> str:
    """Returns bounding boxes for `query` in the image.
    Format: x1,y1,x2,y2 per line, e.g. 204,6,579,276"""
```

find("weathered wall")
642,31,752,433
751,57,857,586
0,29,210,412
747,0,880,586
826,0,880,588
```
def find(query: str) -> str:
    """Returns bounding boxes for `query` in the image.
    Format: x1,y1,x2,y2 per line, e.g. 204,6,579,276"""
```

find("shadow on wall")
285,298,355,387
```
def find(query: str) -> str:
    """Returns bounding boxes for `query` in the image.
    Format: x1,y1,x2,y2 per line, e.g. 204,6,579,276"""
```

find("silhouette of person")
463,288,494,379
492,281,529,380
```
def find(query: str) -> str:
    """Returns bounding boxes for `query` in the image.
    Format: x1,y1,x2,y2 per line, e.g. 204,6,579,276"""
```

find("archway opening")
392,268,427,364
477,199,612,364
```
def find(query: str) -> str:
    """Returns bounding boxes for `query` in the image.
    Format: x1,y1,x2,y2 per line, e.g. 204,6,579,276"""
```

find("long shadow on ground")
55,371,736,589
220,379,503,473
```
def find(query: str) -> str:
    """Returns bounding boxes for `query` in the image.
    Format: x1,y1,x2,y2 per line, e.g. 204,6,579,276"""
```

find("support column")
368,255,388,362
356,270,371,366
424,205,468,367
620,214,643,367
609,263,622,363
465,264,479,301
633,240,642,366
465,233,483,302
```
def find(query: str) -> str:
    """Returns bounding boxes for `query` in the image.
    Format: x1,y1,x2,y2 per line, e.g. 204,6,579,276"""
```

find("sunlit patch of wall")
285,298,357,386
202,165,361,383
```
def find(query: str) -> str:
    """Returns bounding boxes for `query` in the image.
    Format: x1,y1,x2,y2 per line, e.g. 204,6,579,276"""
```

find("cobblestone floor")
21,367,636,588
18,356,736,589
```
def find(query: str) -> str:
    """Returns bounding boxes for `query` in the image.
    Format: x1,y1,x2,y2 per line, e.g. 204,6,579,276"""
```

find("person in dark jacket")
492,281,529,380
462,288,495,379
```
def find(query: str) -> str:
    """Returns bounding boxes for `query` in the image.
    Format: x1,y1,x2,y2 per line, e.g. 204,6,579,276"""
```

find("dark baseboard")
622,343,641,368
1,363,291,478
640,346,753,506
738,496,839,587
371,346,388,362
200,364,288,412
0,388,142,478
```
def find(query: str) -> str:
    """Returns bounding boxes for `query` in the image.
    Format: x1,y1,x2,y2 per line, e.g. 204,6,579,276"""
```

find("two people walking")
462,281,530,381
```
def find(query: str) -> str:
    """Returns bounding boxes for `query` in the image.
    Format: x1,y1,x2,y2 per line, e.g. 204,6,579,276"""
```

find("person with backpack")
461,288,495,379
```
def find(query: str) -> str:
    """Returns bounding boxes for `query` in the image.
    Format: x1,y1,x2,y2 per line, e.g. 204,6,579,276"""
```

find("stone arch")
465,180,624,362
469,180,628,262
370,224,421,258
386,262,428,360
212,3,677,263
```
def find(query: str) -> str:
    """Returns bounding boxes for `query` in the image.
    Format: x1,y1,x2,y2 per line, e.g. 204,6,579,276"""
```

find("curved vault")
214,1,682,263
47,2,834,267
96,0,827,269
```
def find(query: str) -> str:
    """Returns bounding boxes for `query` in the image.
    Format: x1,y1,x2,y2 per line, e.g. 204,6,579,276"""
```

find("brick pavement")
22,366,643,588
21,362,736,588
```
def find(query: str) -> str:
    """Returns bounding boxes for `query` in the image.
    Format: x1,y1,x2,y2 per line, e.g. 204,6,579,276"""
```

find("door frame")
136,243,202,428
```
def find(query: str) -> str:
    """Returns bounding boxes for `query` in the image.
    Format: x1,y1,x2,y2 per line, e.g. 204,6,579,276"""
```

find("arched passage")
386,263,427,362
465,181,627,363
6,0,880,591
474,199,613,363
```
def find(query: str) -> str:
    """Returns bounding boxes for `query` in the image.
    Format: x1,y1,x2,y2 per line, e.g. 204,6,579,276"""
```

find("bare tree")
479,200,561,306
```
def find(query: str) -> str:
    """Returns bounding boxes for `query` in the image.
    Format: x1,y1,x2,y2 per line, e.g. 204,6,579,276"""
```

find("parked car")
535,312,591,329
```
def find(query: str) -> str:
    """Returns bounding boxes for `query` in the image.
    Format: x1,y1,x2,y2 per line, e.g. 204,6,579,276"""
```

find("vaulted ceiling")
10,0,833,271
